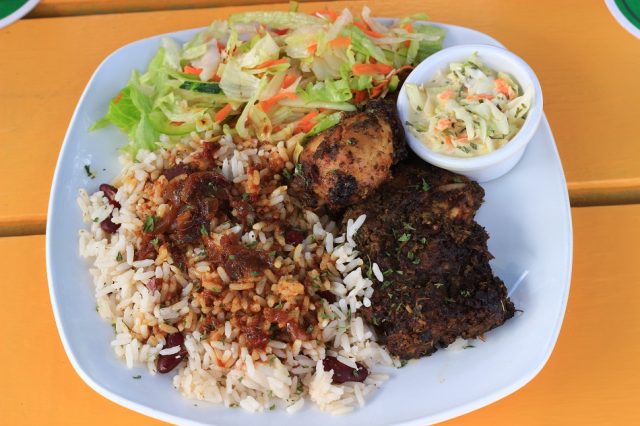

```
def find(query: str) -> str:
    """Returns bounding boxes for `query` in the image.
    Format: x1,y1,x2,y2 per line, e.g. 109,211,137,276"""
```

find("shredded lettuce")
299,78,352,103
91,7,447,157
229,11,323,28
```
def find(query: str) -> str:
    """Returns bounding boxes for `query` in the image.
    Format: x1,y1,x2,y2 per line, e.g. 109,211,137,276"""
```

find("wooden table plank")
1,205,638,424
27,0,326,19
1,0,639,236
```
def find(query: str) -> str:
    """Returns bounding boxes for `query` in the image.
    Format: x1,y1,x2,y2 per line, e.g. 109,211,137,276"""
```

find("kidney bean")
317,290,337,304
146,277,161,293
99,184,120,208
157,333,188,374
100,217,120,234
284,228,305,245
322,356,369,384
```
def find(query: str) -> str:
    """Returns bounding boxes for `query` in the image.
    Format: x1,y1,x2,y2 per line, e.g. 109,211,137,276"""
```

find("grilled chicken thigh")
289,99,406,211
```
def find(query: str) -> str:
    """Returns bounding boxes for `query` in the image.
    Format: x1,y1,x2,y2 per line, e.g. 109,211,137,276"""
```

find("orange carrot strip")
435,118,452,132
329,36,352,48
494,78,511,97
214,104,234,122
353,21,384,38
352,63,394,76
294,110,320,133
282,73,298,89
183,65,202,75
254,58,289,69
259,92,296,112
370,79,390,99
307,43,318,55
353,89,368,104
438,89,454,101
315,9,339,22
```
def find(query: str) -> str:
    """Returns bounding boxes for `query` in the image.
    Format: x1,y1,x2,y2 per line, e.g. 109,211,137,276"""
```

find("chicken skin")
289,99,406,211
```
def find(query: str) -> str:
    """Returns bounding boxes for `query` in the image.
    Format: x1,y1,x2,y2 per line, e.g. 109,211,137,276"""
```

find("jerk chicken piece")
289,98,407,211
345,159,515,359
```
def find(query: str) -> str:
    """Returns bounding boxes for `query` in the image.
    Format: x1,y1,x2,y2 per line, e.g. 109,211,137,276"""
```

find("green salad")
91,5,445,157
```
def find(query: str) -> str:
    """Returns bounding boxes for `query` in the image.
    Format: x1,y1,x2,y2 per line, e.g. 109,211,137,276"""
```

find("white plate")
47,21,572,426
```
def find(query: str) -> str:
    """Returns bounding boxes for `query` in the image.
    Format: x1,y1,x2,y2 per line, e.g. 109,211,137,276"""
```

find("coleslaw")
404,53,532,157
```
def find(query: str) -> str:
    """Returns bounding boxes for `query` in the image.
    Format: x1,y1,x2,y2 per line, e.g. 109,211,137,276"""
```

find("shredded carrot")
456,132,468,142
113,92,124,104
214,104,234,122
494,78,511,97
370,79,390,99
307,43,318,55
170,121,185,126
315,9,339,22
403,23,414,47
254,58,289,69
282,73,298,89
353,21,385,38
444,135,452,146
211,74,221,82
329,36,352,48
353,89,368,104
294,110,320,133
352,63,394,76
435,118,452,132
466,94,495,101
183,65,202,75
438,90,454,101
272,28,289,35
216,41,226,51
259,92,296,112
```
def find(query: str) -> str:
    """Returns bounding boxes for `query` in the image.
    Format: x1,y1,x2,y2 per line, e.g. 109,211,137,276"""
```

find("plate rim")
46,20,573,426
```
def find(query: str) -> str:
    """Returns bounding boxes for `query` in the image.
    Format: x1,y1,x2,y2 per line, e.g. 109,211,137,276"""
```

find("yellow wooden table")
1,1,639,424
1,205,638,424
0,0,639,236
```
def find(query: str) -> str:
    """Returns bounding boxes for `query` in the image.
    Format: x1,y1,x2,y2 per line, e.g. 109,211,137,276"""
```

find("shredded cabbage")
92,7,445,156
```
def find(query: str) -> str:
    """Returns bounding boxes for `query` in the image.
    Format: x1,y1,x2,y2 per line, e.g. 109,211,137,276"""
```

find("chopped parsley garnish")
250,271,259,277
84,164,96,179
150,237,160,248
419,237,427,244
398,233,411,242
143,216,157,233
380,280,393,289
282,168,292,180
245,240,258,248
294,163,303,176
242,192,250,201
399,360,409,368
269,404,276,411
463,344,475,349
132,375,141,379
306,324,313,334
268,250,277,258
200,224,208,236
420,178,430,192
403,222,415,231
228,255,236,260
407,251,415,260
115,252,123,262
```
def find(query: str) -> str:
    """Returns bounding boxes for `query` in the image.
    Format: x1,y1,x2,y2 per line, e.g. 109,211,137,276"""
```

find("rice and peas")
78,132,396,413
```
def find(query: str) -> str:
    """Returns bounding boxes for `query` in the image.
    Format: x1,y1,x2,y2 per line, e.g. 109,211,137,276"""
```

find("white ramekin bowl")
396,44,544,182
